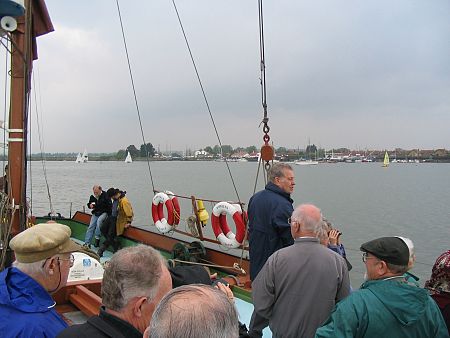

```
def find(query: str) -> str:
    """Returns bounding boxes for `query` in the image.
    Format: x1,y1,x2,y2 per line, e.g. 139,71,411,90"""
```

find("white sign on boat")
68,252,104,282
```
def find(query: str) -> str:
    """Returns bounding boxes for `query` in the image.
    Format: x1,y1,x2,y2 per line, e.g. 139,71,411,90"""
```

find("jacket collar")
294,237,320,244
99,307,142,338
265,182,293,203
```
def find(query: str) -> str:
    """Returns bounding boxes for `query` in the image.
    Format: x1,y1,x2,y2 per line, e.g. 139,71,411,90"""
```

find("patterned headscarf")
425,250,450,294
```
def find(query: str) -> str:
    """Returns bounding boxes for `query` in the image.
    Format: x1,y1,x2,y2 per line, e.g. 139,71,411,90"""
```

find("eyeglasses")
58,254,75,267
42,253,75,268
362,252,379,263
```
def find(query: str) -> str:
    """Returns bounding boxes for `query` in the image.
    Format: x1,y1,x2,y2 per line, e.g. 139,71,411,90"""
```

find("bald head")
290,204,322,238
148,284,239,338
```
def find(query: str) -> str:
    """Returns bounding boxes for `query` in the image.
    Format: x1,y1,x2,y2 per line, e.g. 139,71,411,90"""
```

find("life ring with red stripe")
152,192,175,233
165,190,180,225
211,202,246,248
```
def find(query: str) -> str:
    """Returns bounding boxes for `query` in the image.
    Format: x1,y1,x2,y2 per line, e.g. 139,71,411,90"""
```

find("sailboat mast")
8,1,33,236
7,0,53,236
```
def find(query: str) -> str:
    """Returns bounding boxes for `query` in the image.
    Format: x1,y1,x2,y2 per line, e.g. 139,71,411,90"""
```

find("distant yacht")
294,159,319,166
81,149,88,163
125,151,132,163
382,151,389,167
75,150,88,163
75,153,82,163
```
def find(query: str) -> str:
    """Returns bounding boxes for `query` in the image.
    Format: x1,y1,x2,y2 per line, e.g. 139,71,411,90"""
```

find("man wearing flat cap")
0,222,82,337
316,236,449,338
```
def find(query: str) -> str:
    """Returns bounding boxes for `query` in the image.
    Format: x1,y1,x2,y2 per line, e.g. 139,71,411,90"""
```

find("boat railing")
29,201,85,219
30,197,250,251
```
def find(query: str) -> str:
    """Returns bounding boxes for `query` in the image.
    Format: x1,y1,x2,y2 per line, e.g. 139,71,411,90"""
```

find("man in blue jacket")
315,237,449,338
0,222,82,338
248,162,295,281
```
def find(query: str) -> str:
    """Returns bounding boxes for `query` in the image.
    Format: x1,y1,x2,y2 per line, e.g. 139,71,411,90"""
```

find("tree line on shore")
20,143,450,161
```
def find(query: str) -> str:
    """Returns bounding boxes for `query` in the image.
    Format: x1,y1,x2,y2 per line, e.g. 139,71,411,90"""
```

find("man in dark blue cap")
316,236,449,338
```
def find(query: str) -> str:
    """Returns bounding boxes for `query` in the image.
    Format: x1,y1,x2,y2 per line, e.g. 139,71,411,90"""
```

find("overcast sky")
3,0,449,153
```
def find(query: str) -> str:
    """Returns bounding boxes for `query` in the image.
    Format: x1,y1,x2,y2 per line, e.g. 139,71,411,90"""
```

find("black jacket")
57,307,141,338
87,191,112,217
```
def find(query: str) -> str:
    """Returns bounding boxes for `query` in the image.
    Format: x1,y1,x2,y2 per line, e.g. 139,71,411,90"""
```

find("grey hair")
149,284,239,338
386,262,409,274
317,221,329,243
13,258,47,276
291,204,323,235
268,163,293,183
101,244,165,311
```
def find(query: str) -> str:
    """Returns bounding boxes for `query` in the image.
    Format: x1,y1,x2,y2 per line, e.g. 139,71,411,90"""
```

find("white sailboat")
125,151,132,163
75,153,82,163
81,149,88,163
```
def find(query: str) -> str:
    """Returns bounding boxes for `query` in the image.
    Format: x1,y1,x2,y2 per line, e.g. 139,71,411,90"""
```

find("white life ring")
211,202,246,249
152,192,174,233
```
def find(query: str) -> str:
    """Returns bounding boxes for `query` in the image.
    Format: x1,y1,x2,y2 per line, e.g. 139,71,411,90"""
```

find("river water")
27,160,450,287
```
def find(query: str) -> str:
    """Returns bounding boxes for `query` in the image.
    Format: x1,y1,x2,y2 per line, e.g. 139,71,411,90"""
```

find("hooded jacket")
0,267,67,338
248,182,294,281
315,278,449,338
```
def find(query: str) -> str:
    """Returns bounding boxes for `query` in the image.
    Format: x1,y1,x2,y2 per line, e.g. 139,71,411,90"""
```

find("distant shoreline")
23,158,450,163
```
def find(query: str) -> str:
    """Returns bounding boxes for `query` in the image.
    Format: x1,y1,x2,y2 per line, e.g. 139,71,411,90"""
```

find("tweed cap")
360,236,409,266
10,222,82,263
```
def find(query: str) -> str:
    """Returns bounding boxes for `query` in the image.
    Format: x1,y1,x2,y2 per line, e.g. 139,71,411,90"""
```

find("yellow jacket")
116,196,133,236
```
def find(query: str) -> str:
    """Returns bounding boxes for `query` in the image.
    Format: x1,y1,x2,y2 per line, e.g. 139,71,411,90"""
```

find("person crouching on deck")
0,222,82,337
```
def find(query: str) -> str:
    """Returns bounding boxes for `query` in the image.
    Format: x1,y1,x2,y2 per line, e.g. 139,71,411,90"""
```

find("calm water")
27,160,450,287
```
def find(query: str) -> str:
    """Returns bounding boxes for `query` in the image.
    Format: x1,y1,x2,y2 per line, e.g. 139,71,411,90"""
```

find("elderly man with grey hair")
145,284,239,338
248,204,350,338
58,245,172,338
248,162,295,281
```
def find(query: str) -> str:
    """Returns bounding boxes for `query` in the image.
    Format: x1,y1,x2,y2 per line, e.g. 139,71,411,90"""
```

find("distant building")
231,151,247,158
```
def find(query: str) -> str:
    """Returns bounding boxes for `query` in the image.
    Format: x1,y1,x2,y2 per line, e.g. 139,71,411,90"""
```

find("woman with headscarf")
425,250,450,335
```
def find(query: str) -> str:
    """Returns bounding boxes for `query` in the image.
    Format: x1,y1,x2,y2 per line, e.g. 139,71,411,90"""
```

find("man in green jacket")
316,236,449,338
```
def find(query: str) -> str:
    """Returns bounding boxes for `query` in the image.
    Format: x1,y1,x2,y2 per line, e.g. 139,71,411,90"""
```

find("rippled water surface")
27,161,450,287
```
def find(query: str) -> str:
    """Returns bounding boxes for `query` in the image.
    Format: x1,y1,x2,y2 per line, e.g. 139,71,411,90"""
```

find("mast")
7,0,53,236
8,0,33,236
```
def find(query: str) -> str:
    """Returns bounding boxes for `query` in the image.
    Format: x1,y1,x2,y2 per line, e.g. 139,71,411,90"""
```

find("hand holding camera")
328,229,342,246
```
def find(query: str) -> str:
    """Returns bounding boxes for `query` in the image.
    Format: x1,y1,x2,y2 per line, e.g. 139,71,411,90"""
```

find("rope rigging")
32,72,54,216
170,0,243,208
113,1,282,263
252,0,272,194
115,0,156,193
2,37,8,179
257,0,274,175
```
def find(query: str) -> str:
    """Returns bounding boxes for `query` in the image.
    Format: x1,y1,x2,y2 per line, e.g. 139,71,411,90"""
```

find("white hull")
295,160,319,166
